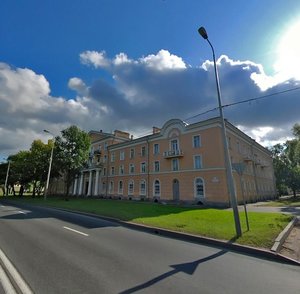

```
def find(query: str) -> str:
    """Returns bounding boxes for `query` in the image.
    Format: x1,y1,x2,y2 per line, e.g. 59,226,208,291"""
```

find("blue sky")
1,0,300,159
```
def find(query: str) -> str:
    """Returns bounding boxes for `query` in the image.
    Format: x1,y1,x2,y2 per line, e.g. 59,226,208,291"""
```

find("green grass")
1,196,292,249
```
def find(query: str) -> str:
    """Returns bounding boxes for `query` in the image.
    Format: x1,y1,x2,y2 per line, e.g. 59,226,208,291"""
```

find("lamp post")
198,26,242,237
44,129,55,200
4,159,10,196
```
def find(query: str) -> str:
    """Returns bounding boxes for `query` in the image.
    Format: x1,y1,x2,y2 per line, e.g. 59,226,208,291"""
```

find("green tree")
55,125,90,196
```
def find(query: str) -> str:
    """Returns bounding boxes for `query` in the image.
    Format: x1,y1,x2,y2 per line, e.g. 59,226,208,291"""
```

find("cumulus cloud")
1,49,300,158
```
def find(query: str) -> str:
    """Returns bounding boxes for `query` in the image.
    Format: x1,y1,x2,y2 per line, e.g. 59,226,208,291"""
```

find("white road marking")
0,264,17,294
18,211,26,214
63,226,89,236
0,248,33,294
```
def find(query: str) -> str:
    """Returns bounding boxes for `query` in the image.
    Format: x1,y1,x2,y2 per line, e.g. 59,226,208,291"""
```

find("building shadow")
119,249,228,294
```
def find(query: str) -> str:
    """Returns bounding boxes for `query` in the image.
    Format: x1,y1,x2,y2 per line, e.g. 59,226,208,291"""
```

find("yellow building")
72,117,276,206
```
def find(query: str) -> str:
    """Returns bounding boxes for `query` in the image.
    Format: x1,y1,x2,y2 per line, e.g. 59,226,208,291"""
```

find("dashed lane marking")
63,226,89,237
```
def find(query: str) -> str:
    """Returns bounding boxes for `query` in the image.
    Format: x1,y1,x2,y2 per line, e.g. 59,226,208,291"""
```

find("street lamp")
44,129,55,200
198,26,242,237
4,159,10,196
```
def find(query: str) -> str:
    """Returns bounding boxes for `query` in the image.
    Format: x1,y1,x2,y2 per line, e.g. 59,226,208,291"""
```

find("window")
130,148,135,159
141,162,146,173
195,178,204,198
140,180,146,195
193,135,201,148
154,161,160,172
171,139,178,151
194,155,202,169
153,180,160,197
102,182,106,193
128,180,134,195
153,143,159,155
111,166,115,175
120,150,125,160
129,163,135,174
141,146,146,157
118,181,123,194
103,155,107,163
119,165,124,175
111,152,115,162
103,168,106,176
109,181,114,194
172,158,179,171
104,142,108,151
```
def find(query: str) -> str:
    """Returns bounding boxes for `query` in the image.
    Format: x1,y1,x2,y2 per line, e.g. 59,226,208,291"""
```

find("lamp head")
198,26,208,40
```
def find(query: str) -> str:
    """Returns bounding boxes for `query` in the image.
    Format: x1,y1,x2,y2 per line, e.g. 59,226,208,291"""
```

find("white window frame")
170,139,179,151
111,152,115,162
140,162,146,173
153,143,159,155
109,181,114,194
194,177,205,198
194,155,202,169
153,179,161,197
129,163,135,174
130,148,135,159
118,180,123,194
154,161,160,172
119,165,124,175
172,158,179,171
193,135,201,148
120,150,125,161
110,166,115,176
140,180,146,195
141,146,146,157
128,180,134,195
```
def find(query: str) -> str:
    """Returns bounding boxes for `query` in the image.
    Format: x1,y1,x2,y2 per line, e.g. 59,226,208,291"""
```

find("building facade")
70,117,276,206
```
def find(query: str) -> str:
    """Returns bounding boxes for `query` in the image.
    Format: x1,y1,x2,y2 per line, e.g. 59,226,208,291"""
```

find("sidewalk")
280,220,300,261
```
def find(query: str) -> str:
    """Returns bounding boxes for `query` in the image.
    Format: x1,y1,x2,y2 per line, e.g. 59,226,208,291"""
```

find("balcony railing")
163,149,184,158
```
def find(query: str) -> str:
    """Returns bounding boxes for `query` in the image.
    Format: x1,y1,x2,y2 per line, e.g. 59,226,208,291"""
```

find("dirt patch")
280,221,300,261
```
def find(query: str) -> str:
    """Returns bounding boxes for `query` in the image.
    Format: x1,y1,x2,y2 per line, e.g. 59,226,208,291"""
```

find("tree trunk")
293,189,297,198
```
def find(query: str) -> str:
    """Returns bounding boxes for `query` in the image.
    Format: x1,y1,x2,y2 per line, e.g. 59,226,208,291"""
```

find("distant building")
62,117,276,206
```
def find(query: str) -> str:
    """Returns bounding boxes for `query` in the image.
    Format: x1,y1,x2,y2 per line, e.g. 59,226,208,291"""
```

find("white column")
73,177,78,195
78,173,84,195
94,169,100,196
87,171,93,196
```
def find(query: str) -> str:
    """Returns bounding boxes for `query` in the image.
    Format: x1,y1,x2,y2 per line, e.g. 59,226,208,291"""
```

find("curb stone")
271,216,299,253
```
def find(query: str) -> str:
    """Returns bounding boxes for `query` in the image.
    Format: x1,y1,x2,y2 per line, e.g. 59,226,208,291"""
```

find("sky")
1,0,300,160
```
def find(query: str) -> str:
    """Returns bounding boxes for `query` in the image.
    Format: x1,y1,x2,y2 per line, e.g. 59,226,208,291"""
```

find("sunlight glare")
274,19,300,81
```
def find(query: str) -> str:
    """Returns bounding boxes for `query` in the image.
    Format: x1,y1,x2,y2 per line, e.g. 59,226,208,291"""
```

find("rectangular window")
111,152,115,162
119,165,124,175
193,135,201,148
130,148,135,159
120,150,125,160
103,155,107,163
140,162,146,173
111,166,115,175
154,161,160,172
104,142,108,151
128,181,134,195
103,168,106,176
153,143,159,155
141,146,146,157
129,163,135,174
194,155,202,169
109,181,114,194
172,158,179,171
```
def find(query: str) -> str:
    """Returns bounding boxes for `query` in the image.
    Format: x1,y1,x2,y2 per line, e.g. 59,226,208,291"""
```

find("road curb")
2,199,300,266
271,216,299,253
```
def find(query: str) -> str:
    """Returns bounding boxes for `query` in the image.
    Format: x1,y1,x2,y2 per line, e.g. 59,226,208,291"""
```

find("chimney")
152,126,161,134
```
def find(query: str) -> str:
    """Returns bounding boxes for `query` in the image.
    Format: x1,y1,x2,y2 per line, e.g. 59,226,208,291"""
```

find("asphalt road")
0,202,299,294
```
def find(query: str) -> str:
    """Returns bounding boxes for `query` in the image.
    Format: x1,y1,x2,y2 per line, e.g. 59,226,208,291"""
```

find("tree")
271,123,300,197
55,125,90,197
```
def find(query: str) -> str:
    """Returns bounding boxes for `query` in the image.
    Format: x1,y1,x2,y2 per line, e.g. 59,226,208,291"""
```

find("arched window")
128,180,134,195
153,179,160,197
109,181,114,194
140,180,146,195
194,178,205,198
118,180,123,194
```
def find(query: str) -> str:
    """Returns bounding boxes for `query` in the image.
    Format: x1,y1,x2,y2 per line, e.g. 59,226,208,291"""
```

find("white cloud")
79,50,110,68
139,49,187,70
1,50,300,158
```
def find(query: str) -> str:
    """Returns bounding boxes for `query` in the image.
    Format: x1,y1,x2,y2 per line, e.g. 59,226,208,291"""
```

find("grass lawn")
0,196,292,249
259,196,300,207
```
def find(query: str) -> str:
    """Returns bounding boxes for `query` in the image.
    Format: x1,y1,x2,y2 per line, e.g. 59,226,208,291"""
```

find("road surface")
0,202,299,293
